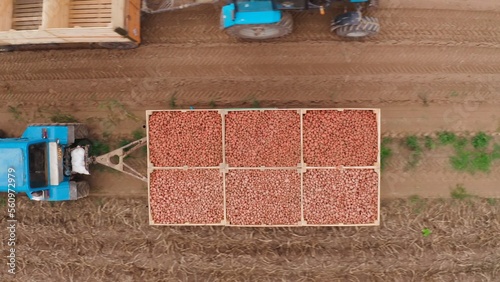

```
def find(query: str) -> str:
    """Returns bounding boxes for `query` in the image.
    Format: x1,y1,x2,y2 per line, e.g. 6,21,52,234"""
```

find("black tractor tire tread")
76,181,90,199
332,16,380,38
225,12,293,40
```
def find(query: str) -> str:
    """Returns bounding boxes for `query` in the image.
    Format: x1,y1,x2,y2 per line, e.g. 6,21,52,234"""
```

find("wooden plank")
12,16,42,22
70,16,111,20
14,3,43,12
15,0,42,3
70,18,111,23
73,2,112,5
111,0,125,29
12,0,42,30
125,0,140,43
70,12,111,17
69,9,111,14
44,27,116,35
42,0,70,28
72,0,112,4
0,28,131,45
11,12,41,17
70,4,112,9
70,23,111,28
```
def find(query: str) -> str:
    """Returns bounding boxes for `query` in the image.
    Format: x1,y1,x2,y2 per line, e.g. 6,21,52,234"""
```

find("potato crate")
0,0,141,49
146,108,381,227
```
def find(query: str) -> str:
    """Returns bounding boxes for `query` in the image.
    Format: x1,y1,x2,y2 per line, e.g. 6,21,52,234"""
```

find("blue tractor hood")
0,148,26,189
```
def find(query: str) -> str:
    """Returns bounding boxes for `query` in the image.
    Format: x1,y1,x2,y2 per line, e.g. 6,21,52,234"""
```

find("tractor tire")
332,16,380,38
97,42,139,50
76,181,90,199
73,124,89,139
28,123,89,139
225,12,293,40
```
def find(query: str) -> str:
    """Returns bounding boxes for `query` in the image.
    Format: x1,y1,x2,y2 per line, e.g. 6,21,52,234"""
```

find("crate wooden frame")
146,108,381,227
0,0,139,46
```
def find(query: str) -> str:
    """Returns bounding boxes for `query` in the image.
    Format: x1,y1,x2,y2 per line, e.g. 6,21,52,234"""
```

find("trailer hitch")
90,137,148,182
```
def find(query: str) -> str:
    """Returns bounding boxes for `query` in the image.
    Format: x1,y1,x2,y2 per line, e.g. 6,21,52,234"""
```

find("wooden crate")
0,0,140,47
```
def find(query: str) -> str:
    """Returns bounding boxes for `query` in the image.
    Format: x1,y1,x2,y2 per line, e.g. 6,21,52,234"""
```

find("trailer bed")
146,108,381,227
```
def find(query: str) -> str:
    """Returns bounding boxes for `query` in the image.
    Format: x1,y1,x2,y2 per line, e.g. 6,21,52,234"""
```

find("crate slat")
69,0,112,28
12,0,43,30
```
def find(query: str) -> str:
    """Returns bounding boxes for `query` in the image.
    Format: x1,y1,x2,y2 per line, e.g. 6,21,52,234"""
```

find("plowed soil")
1,0,500,280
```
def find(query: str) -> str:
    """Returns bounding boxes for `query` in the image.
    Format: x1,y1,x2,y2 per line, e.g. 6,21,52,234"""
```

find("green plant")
450,91,459,97
453,137,468,151
132,128,145,140
471,132,492,150
424,136,436,150
405,136,421,151
409,195,422,204
487,198,497,205
169,94,177,108
95,198,104,206
89,140,110,156
437,131,457,145
404,136,422,169
0,197,6,207
470,152,492,172
492,144,500,160
251,99,261,108
451,184,471,200
50,113,79,123
450,150,470,171
8,105,22,120
118,139,132,148
209,100,217,109
409,195,425,213
380,137,393,171
421,228,432,237
451,151,492,173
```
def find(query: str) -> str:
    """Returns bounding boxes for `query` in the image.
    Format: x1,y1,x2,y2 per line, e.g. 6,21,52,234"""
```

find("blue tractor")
220,0,379,40
1,124,148,201
0,124,92,201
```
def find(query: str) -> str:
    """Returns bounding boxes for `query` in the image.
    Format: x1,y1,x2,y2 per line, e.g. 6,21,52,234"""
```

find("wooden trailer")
0,0,141,50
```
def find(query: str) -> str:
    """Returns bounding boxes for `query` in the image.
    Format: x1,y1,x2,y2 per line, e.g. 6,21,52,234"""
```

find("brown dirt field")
1,1,500,280
1,197,499,281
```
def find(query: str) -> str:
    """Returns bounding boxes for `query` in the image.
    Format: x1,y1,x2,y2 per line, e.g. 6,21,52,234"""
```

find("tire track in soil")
2,44,500,82
2,76,499,107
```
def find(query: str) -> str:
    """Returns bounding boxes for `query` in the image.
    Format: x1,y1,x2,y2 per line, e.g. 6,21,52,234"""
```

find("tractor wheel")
97,42,138,50
225,12,293,40
73,124,89,139
76,181,90,199
332,16,380,38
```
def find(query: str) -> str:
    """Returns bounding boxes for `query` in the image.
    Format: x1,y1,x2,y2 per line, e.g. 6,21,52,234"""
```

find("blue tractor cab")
220,0,379,40
0,124,91,201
